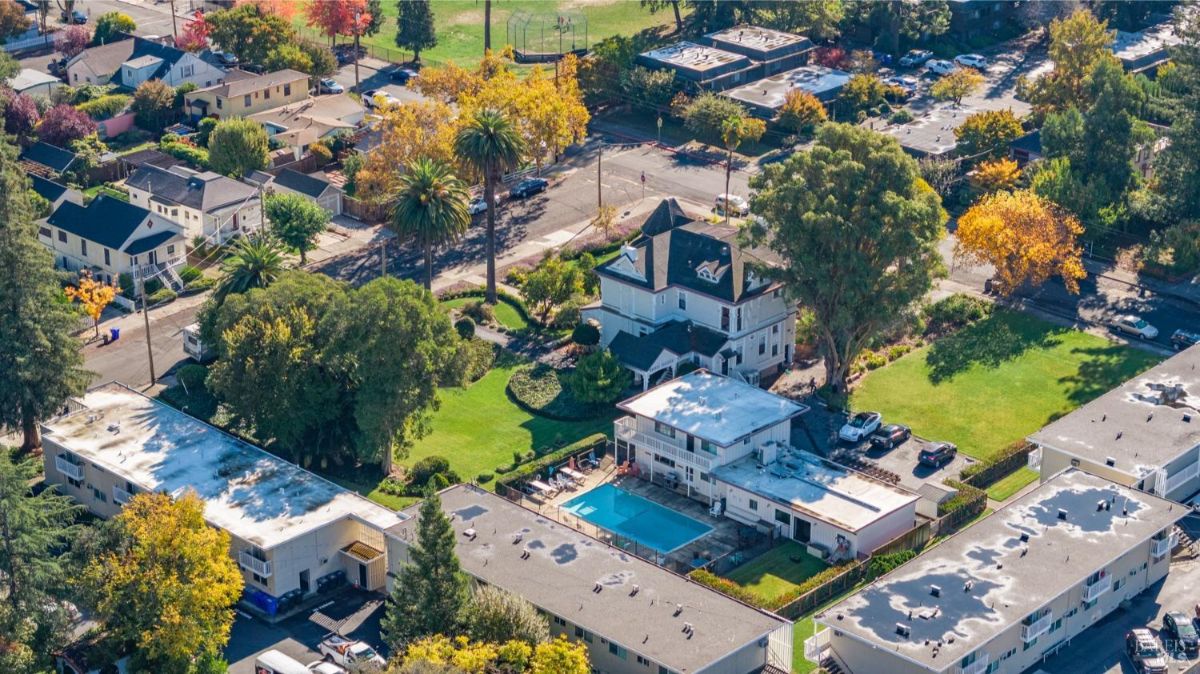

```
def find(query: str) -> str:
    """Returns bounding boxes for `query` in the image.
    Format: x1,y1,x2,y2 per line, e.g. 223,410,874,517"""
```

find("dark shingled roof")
125,165,258,213
21,142,78,174
122,230,179,255
46,196,152,250
272,168,333,199
609,320,728,371
109,36,224,88
1010,129,1042,156
30,174,69,204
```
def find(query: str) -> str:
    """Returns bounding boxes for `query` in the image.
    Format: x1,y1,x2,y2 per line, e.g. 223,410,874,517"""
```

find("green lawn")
986,467,1040,502
725,542,828,606
401,358,613,483
851,310,1161,461
441,296,529,331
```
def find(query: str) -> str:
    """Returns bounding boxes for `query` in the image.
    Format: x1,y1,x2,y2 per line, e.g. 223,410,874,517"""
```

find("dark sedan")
509,177,548,199
918,442,957,468
869,424,912,451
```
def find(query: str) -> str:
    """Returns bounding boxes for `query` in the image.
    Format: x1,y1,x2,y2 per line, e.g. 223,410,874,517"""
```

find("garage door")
318,190,342,216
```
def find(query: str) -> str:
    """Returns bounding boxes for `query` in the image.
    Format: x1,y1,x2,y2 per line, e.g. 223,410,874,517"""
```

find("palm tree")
391,157,471,289
453,108,525,304
214,234,285,302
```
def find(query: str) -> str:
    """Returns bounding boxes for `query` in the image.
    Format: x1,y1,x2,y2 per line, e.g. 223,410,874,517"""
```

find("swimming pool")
560,484,713,554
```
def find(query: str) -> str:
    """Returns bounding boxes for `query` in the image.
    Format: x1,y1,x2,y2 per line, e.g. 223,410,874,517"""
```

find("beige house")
65,35,226,89
249,94,366,160
125,164,263,245
42,383,407,615
184,69,310,121
40,195,185,285
806,469,1184,674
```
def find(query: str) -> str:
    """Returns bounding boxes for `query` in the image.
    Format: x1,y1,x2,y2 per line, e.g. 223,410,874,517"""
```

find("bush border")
505,364,609,422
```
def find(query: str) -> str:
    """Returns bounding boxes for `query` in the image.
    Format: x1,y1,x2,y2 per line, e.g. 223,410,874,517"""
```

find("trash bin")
110,328,120,341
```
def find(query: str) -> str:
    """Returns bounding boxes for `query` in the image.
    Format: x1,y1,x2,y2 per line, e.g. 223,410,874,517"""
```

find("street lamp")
656,115,663,145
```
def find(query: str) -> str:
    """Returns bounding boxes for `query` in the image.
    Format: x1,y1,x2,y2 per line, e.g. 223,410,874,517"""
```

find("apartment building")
42,383,406,615
806,469,1184,674
184,69,310,121
582,198,796,389
40,195,185,284
385,484,794,674
614,370,919,559
1029,345,1200,502
125,164,263,245
638,25,812,92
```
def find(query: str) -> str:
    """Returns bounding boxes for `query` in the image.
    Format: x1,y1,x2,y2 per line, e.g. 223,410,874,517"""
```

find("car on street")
869,423,912,451
509,177,549,199
954,53,988,69
318,78,345,94
1126,628,1168,674
307,661,348,674
362,89,401,110
1161,611,1198,655
715,193,750,216
883,75,919,100
919,442,958,468
390,67,420,84
899,49,934,67
925,59,957,76
211,50,239,66
1171,329,1200,350
839,411,883,443
1110,315,1159,340
318,636,386,667
333,44,367,65
468,194,500,215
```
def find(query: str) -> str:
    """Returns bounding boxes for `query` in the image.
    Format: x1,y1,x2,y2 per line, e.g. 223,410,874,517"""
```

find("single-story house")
248,94,365,160
266,168,344,215
10,67,64,97
184,68,310,121
40,195,185,284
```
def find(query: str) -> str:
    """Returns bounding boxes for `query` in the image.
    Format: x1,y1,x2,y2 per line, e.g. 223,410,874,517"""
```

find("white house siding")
253,517,388,598
129,188,262,245
36,219,182,282
1162,447,1200,501
720,481,858,553
1038,448,1139,490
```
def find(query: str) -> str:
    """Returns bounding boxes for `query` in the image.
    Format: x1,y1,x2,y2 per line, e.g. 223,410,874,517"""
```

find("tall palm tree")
453,108,525,304
391,157,471,289
214,234,285,302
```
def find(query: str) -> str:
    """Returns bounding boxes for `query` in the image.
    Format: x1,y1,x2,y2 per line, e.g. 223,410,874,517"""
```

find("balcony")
112,486,133,505
803,627,830,664
614,417,715,470
1083,574,1111,602
959,652,990,674
238,550,272,578
54,455,84,481
1021,612,1054,642
1152,532,1179,559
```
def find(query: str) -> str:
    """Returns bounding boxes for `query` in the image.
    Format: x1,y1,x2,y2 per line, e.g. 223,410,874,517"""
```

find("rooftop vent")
674,604,683,617
1105,457,1117,467
963,580,974,592
630,585,640,596
513,533,523,545
593,582,602,593
1057,509,1069,521
521,549,530,560
896,623,911,638
1186,414,1193,423
929,585,941,598
1019,532,1030,543
463,528,477,540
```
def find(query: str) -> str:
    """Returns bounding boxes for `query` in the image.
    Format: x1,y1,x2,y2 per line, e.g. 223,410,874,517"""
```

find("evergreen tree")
382,491,468,651
1152,6,1200,222
0,140,88,452
396,0,437,63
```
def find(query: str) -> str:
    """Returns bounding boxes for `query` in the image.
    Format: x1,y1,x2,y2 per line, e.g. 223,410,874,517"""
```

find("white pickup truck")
318,636,386,668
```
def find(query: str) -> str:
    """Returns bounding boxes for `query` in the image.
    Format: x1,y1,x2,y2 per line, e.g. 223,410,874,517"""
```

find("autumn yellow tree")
356,99,460,201
931,67,986,105
399,635,534,674
64,269,117,339
955,189,1086,295
77,491,242,672
972,158,1021,193
531,636,589,674
778,89,827,134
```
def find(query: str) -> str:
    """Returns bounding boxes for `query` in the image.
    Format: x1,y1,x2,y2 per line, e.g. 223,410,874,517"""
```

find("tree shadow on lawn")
1056,344,1161,411
924,312,1065,384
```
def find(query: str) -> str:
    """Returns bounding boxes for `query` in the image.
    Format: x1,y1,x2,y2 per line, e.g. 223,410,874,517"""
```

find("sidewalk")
1084,255,1200,308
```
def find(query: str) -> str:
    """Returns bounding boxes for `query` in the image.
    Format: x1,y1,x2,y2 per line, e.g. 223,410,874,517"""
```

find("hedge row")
439,287,535,330
506,364,608,421
939,479,988,518
960,441,1034,488
495,433,608,493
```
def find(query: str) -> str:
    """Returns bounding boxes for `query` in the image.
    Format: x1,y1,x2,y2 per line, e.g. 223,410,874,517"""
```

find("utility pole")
596,143,602,209
380,239,387,277
353,8,362,93
137,270,156,386
169,0,178,41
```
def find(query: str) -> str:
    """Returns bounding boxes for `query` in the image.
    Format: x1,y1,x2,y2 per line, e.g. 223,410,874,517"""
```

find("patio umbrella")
588,450,596,464
569,456,576,470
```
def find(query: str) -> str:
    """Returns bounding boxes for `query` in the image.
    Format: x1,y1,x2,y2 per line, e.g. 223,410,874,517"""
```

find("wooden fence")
960,442,1035,489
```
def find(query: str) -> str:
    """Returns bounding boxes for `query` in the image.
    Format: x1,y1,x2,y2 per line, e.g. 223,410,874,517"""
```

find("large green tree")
462,585,550,646
92,11,136,45
1151,6,1200,223
0,140,88,452
205,3,296,65
745,124,946,390
454,108,526,305
396,0,437,63
207,117,270,178
0,452,81,674
1027,9,1115,115
382,491,469,651
264,192,330,264
844,0,950,56
390,157,471,289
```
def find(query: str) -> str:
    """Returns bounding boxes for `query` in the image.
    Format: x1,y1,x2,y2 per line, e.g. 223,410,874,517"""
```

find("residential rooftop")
723,65,851,109
1028,346,1200,477
713,449,920,532
705,25,814,57
386,484,791,674
639,41,750,73
817,469,1184,668
43,383,405,549
190,68,307,98
1112,21,1181,70
616,370,807,447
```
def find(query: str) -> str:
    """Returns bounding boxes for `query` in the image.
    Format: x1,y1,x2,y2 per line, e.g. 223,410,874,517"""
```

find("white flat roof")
1112,23,1180,62
616,370,807,446
705,25,810,52
639,41,749,72
723,65,851,109
713,450,919,532
43,383,405,549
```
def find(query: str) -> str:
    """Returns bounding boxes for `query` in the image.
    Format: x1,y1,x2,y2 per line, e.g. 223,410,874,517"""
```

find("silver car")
1110,315,1159,340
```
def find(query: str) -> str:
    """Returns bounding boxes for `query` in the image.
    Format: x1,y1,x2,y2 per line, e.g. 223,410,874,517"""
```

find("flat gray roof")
723,65,851,109
43,383,405,549
713,450,918,532
617,370,808,447
1112,23,1180,65
817,469,1184,669
387,485,791,673
705,25,812,54
639,41,750,72
1028,346,1197,476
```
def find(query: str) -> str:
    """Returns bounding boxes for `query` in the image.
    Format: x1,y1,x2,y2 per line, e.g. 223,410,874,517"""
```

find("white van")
254,649,311,674
182,323,215,363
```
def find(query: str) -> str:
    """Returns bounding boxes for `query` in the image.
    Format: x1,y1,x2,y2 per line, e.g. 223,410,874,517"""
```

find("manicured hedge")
506,364,608,421
960,441,1034,488
440,287,534,330
495,433,607,492
939,479,987,518
689,560,860,611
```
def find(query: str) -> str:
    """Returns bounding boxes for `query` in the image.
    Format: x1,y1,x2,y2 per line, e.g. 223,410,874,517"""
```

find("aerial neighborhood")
2,2,1200,674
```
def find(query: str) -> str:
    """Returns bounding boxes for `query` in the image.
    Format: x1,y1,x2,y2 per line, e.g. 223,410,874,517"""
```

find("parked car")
211,50,239,66
509,177,549,199
1171,329,1200,350
839,411,883,443
333,44,367,65
318,78,345,94
468,194,500,215
918,442,957,468
899,49,934,67
68,8,86,23
318,636,386,667
925,59,957,76
362,89,401,109
1126,628,1168,674
1162,612,1198,655
390,67,420,84
307,662,347,674
1110,315,1159,340
255,650,310,674
883,75,919,100
954,53,988,69
869,424,912,451
715,193,750,216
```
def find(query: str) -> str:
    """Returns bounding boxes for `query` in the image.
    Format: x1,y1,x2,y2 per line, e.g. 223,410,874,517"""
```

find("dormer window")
697,267,717,283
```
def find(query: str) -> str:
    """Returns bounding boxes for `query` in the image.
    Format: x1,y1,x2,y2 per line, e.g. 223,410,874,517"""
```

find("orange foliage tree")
304,0,371,46
955,189,1086,295
65,270,117,339
972,158,1021,193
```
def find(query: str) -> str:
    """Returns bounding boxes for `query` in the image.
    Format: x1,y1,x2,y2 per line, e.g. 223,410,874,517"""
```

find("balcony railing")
112,486,133,505
55,455,84,481
1152,532,1179,559
803,627,830,663
959,653,990,674
1083,574,1111,602
1021,612,1054,642
238,550,272,577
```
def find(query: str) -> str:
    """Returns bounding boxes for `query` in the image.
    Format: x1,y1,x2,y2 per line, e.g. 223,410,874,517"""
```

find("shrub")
868,550,916,577
568,350,631,405
178,265,203,283
890,109,914,125
454,316,476,339
861,351,887,370
507,364,606,420
939,480,987,517
131,80,175,130
197,117,218,147
184,276,216,293
118,272,135,297
458,299,495,325
550,300,581,330
922,293,992,335
38,104,97,146
408,455,460,494
687,570,760,605
308,142,333,167
475,472,494,484
76,94,132,120
159,140,209,169
505,267,529,286
146,287,177,305
176,363,208,390
456,337,496,385
887,344,912,361
571,322,600,347
495,433,607,491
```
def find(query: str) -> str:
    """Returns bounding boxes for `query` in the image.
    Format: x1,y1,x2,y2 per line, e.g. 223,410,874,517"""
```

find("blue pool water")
560,484,712,554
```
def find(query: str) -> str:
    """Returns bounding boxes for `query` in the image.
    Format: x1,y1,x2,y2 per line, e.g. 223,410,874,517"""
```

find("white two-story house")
125,164,263,246
41,195,185,285
582,198,796,389
66,34,227,89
